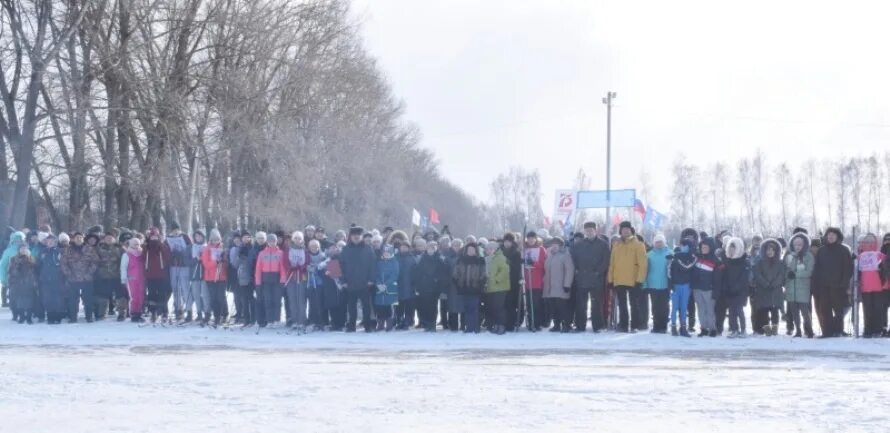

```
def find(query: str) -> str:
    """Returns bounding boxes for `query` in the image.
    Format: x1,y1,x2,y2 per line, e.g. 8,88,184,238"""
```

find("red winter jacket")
144,240,172,279
523,245,547,291
254,245,286,285
201,243,228,282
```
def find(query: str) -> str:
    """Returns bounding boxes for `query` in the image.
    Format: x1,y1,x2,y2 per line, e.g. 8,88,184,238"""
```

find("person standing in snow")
187,230,209,323
340,226,377,332
143,227,172,322
645,234,672,334
60,232,99,322
452,242,486,333
306,239,327,329
201,229,229,326
395,242,416,330
93,232,122,321
752,239,785,336
284,231,310,330
165,222,192,322
669,239,696,337
1,231,27,319
38,234,66,324
120,237,147,323
374,244,400,331
881,234,890,337
812,227,853,338
8,245,38,324
254,233,286,328
319,241,346,330
784,232,814,338
721,237,751,338
501,233,523,332
484,240,510,335
570,222,611,333
521,231,547,331
857,233,886,338
414,240,443,332
542,237,574,333
608,221,648,333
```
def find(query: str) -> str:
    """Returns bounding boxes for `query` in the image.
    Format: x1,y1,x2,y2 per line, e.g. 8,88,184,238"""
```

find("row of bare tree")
0,0,485,236
669,151,890,238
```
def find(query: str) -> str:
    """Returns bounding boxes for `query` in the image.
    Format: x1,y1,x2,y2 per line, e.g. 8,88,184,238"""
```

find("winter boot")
679,326,691,337
385,318,395,332
131,313,144,323
709,329,718,337
184,311,193,323
671,325,678,336
550,324,562,332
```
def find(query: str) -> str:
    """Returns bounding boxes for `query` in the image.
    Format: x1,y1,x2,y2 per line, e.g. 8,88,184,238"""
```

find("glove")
563,286,571,294
787,271,796,279
524,258,534,266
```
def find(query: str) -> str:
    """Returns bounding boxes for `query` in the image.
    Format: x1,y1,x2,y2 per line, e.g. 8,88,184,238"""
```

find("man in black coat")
340,226,377,332
812,227,853,338
502,233,523,332
570,222,610,332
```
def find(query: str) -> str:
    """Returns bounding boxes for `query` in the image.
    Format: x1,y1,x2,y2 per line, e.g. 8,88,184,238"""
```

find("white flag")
411,208,421,226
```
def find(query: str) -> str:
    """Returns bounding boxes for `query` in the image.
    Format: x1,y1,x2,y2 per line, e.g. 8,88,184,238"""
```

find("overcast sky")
351,0,890,216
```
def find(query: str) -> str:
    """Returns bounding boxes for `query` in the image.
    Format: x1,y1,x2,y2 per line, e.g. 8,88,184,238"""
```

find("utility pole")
602,91,616,234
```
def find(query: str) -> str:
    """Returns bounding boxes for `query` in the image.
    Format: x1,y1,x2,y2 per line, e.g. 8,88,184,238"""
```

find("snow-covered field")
2,310,889,433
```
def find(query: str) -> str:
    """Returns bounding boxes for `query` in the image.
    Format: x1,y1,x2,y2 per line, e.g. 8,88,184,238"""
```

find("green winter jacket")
485,249,510,294
784,251,814,303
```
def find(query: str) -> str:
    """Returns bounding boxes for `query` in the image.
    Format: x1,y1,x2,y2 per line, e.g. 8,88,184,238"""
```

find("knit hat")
653,233,666,245
267,233,279,245
208,229,222,243
58,232,70,243
169,221,180,231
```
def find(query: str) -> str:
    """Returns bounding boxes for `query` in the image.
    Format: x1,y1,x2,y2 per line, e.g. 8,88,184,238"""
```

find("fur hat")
87,225,104,236
349,226,364,236
619,221,633,231
792,227,809,235
503,233,516,243
653,233,667,245
255,231,267,243
583,221,597,229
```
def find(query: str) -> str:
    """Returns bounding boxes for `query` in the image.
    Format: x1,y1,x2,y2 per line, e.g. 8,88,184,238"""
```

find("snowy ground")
2,310,889,433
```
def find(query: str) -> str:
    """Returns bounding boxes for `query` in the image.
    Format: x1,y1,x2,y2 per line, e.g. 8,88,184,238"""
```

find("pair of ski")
514,223,537,333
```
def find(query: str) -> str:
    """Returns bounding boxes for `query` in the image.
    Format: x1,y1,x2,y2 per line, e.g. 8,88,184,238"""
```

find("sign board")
576,189,636,209
553,189,576,223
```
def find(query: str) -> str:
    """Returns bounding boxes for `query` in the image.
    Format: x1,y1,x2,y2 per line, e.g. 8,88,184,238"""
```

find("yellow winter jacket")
608,237,648,287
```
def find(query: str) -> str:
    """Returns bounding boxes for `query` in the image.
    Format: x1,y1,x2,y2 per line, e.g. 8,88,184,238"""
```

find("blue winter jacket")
375,257,400,306
0,231,25,286
645,246,672,289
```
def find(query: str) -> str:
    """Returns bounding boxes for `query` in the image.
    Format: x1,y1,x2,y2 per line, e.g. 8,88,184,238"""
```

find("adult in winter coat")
608,221,648,333
188,230,210,323
38,235,67,324
165,222,192,321
284,231,310,329
522,231,548,331
881,234,890,336
395,243,416,329
319,242,346,330
670,239,697,337
502,233,523,332
93,232,121,321
339,227,377,332
8,245,37,323
143,227,172,321
784,232,814,338
811,227,853,338
752,239,785,336
440,238,462,331
120,238,147,322
645,234,672,334
721,237,750,337
414,241,443,332
857,233,886,337
253,233,285,327
1,231,26,311
201,229,229,326
570,222,611,332
542,237,575,333
452,242,487,333
485,244,510,335
60,232,99,322
374,244,400,331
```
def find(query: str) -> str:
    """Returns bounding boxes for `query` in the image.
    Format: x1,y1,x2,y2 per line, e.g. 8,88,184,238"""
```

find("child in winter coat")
453,242,487,333
857,233,886,338
752,239,785,336
785,233,814,338
254,233,286,328
306,240,327,329
318,242,345,330
374,244,400,331
189,231,210,323
284,231,310,330
120,237,147,323
669,239,696,337
721,237,751,337
8,245,38,324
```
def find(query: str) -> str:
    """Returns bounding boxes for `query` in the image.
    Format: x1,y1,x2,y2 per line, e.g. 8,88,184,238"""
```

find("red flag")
633,199,646,219
612,212,621,227
429,208,440,225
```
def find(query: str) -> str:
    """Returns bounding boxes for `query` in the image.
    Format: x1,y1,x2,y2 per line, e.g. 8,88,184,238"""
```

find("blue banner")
576,189,637,209
643,206,668,230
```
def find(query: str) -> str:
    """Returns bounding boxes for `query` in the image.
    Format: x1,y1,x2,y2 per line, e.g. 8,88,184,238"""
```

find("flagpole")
602,91,616,234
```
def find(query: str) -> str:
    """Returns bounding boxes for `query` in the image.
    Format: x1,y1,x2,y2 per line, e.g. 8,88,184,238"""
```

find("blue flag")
643,206,668,230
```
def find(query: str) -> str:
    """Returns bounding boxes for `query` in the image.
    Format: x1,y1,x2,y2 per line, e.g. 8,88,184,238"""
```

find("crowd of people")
0,219,889,339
